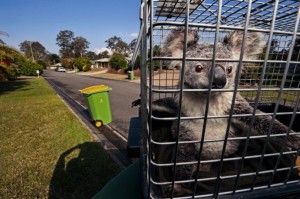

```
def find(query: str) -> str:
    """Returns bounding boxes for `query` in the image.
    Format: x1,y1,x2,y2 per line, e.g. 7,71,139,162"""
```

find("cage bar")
132,0,300,198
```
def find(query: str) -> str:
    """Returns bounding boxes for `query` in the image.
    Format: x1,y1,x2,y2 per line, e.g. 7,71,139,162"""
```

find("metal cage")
131,0,300,198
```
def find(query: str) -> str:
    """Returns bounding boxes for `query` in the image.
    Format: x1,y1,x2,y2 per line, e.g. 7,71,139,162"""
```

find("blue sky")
0,0,141,54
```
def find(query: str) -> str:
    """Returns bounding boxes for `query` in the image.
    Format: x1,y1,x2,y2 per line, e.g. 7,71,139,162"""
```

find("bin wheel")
95,121,102,127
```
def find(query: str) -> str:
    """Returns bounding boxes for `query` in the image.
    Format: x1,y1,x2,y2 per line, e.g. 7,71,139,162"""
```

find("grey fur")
232,94,300,149
154,28,300,196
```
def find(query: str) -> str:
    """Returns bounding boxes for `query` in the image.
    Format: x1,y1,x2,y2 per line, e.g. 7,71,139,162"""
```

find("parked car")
57,67,66,72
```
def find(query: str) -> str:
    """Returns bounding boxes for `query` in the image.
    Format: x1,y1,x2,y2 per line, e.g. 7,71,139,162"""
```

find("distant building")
91,58,110,69
91,57,132,69
49,63,62,70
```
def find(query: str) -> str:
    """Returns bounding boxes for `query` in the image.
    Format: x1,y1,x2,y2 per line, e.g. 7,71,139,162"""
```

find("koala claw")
162,184,193,198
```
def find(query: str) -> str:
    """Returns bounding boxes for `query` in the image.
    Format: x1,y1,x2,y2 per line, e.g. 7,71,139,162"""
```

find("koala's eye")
195,65,203,73
227,66,233,74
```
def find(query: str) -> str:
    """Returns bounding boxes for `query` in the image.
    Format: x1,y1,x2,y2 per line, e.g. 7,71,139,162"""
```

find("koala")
151,28,300,197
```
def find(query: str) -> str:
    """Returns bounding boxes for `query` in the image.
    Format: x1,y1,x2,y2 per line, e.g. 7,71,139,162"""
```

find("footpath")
76,69,141,83
76,69,180,87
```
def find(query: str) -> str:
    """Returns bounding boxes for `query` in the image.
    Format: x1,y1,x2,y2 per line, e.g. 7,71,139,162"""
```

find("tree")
16,58,44,76
56,30,74,58
56,30,90,58
291,37,300,61
134,54,141,69
19,41,48,61
109,52,128,70
36,60,47,69
85,51,98,60
73,57,91,71
60,58,74,69
0,39,5,46
19,41,34,60
48,53,60,65
0,31,8,46
129,38,137,54
0,45,44,81
98,50,110,59
0,45,19,81
72,36,90,58
153,45,161,56
105,36,129,56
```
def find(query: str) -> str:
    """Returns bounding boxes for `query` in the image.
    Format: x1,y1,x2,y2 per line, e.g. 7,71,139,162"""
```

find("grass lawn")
240,89,299,104
0,77,120,199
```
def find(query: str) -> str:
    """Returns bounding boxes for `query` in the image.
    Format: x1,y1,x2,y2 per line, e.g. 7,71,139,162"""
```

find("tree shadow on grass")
0,78,31,95
48,142,120,199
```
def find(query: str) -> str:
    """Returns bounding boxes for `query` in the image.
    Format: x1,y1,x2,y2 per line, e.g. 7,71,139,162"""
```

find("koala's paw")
162,184,193,197
288,132,300,150
296,156,300,176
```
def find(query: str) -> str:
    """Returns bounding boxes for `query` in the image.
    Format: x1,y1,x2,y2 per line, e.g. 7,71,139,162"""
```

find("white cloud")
130,32,138,38
94,47,112,55
119,32,139,38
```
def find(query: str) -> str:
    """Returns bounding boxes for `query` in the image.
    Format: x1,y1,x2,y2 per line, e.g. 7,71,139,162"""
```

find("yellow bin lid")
79,85,111,95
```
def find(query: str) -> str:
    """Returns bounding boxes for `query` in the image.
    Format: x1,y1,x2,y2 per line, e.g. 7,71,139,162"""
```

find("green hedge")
109,53,128,70
16,58,43,76
73,57,91,71
0,64,19,82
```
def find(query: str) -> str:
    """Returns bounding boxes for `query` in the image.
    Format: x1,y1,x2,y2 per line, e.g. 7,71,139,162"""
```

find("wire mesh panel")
135,0,300,198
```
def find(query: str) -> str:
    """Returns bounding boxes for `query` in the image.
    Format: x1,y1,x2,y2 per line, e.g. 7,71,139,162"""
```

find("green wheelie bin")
80,85,112,127
128,71,135,80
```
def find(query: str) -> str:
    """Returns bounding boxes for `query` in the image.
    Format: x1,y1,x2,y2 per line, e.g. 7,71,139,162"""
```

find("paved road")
43,69,140,138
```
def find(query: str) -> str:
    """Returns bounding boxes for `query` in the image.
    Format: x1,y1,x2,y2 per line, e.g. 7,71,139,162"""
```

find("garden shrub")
0,65,10,82
109,53,128,70
0,47,20,81
16,59,43,76
0,46,43,79
61,58,74,69
73,57,91,71
240,65,262,86
36,60,48,69
0,64,18,81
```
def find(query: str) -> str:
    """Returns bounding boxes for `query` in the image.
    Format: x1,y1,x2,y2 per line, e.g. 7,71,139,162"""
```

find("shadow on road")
48,142,120,199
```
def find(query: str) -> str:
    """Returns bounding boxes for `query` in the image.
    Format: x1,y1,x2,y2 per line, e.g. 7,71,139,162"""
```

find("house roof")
93,57,131,63
93,58,110,63
50,63,62,67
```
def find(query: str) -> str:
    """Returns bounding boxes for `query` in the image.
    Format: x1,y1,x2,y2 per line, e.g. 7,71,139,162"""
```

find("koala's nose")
212,65,227,89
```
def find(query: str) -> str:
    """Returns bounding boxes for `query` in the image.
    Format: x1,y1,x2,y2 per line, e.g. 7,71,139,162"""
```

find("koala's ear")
223,31,264,60
164,27,199,58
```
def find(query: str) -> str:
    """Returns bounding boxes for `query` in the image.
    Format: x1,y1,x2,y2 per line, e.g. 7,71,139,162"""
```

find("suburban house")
91,58,110,69
49,63,62,70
